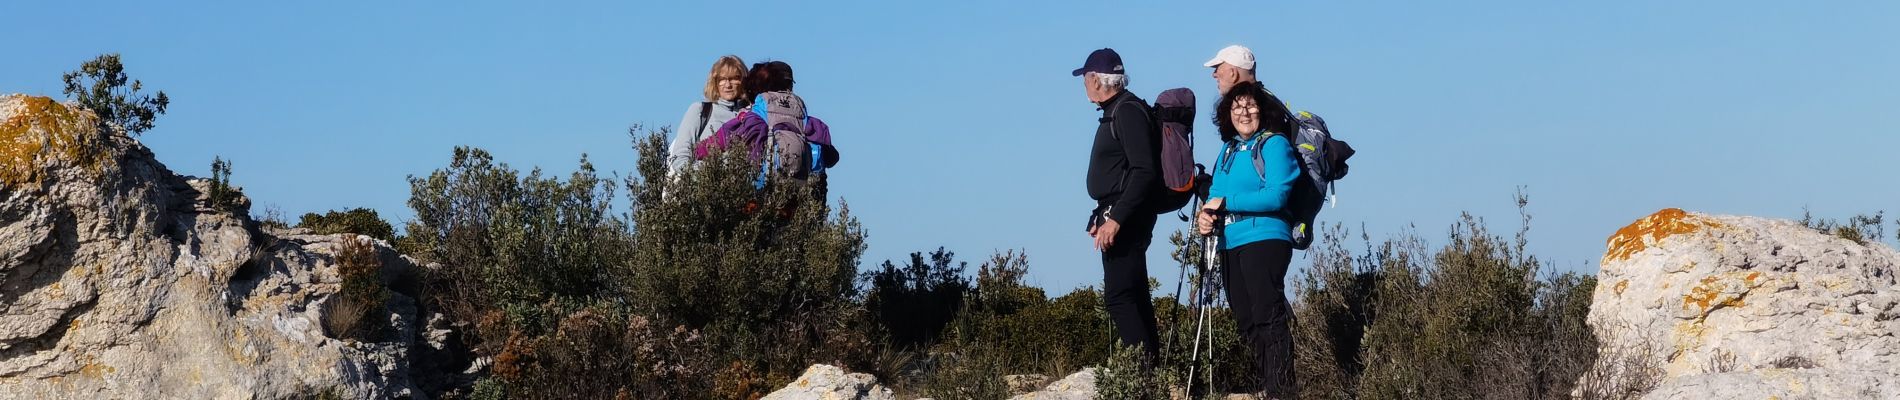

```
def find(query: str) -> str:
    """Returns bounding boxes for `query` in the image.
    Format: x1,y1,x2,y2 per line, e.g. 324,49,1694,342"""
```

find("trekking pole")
1164,197,1201,356
1185,223,1220,395
1203,267,1224,396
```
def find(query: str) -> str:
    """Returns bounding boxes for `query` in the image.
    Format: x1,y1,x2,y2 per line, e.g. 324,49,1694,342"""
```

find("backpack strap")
1103,96,1152,196
1219,133,1288,224
1217,133,1271,184
1103,95,1149,140
697,101,714,136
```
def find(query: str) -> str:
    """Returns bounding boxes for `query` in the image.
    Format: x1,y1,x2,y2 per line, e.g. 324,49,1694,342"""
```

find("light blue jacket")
1209,132,1301,249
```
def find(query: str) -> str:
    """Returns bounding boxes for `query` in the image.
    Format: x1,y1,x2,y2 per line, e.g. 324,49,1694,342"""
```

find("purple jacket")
694,110,839,167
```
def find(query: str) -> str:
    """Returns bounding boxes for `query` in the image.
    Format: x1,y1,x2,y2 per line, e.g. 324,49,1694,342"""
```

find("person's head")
1214,82,1292,143
1204,45,1257,95
703,55,748,102
1071,48,1128,103
742,60,796,102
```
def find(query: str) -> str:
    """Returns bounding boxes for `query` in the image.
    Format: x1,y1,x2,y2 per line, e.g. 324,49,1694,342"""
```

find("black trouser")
1099,211,1160,359
1222,239,1295,395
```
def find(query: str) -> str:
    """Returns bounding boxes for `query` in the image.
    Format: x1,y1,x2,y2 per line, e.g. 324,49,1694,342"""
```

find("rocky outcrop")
0,95,429,399
761,364,894,400
1584,208,1900,399
1008,368,1097,400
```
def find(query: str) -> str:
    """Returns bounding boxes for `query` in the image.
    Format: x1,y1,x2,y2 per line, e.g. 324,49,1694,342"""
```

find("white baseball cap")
1203,45,1255,71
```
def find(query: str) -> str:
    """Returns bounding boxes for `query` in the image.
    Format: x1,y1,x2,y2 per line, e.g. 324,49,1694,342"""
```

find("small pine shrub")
205,157,243,212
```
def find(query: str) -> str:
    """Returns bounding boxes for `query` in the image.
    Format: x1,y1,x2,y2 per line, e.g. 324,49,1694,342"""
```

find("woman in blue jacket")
1196,82,1300,397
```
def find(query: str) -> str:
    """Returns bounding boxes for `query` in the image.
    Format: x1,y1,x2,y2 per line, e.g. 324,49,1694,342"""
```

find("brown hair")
1214,82,1294,143
702,55,748,102
742,60,796,103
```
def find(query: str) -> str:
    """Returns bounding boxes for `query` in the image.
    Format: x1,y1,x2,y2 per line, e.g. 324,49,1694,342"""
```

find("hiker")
668,55,749,176
1205,45,1257,95
694,60,839,197
1075,48,1163,360
1197,82,1300,397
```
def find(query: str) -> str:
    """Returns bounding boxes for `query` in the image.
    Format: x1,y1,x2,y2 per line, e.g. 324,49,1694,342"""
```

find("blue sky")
3,1,1896,292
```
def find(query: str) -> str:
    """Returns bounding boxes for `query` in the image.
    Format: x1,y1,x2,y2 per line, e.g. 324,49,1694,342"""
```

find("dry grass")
322,236,386,341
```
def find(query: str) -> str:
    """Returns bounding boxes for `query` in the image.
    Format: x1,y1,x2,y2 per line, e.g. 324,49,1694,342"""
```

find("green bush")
206,156,243,212
401,124,1602,399
1290,193,1598,400
622,128,872,396
1800,209,1887,245
406,127,872,398
298,207,397,243
61,53,169,135
863,248,970,350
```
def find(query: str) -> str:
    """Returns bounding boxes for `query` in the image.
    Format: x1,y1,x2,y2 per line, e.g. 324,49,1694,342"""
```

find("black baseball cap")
1071,48,1125,76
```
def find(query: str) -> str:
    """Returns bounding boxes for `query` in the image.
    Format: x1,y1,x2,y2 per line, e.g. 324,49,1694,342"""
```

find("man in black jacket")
1074,48,1162,359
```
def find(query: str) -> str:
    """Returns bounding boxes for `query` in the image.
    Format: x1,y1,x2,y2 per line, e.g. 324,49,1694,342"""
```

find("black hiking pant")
1099,211,1161,359
1222,239,1295,396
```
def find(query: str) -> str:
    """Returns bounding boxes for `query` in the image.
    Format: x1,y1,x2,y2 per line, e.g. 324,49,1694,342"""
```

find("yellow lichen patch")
1614,280,1629,295
77,362,114,379
0,95,104,187
1604,208,1724,262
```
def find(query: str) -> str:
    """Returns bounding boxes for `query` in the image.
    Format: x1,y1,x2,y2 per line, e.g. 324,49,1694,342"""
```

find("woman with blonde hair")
668,55,748,175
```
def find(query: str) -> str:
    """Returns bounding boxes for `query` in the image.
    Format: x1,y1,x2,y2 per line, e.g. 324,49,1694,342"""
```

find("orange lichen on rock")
1682,273,1758,317
0,95,104,187
1604,208,1723,262
1614,280,1629,295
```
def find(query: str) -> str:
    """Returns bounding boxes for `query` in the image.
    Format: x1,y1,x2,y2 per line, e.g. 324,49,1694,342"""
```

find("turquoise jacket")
1209,132,1301,249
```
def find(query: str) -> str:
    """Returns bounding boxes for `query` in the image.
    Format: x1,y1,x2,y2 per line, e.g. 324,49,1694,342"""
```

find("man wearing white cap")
1205,44,1258,95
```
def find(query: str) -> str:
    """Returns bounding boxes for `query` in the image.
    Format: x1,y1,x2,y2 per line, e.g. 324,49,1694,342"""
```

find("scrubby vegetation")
323,236,390,342
1800,208,1891,245
1286,193,1599,400
380,125,1608,399
297,207,397,243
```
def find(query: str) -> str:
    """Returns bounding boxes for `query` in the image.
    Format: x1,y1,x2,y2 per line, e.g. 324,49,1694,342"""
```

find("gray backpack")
1220,109,1355,250
751,91,814,186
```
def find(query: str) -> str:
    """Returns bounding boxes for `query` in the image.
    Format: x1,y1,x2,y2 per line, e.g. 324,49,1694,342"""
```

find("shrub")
1096,342,1181,400
298,207,397,243
322,237,388,341
1289,192,1599,400
1800,208,1887,245
863,247,970,350
407,127,873,398
206,156,243,212
622,127,871,395
61,53,169,135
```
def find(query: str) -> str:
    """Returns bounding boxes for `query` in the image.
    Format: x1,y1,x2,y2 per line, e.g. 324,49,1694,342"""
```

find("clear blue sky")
4,1,1896,292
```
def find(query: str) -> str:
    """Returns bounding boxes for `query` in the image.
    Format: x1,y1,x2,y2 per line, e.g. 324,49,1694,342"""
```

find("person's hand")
1196,198,1225,236
1196,209,1217,236
1093,218,1121,251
